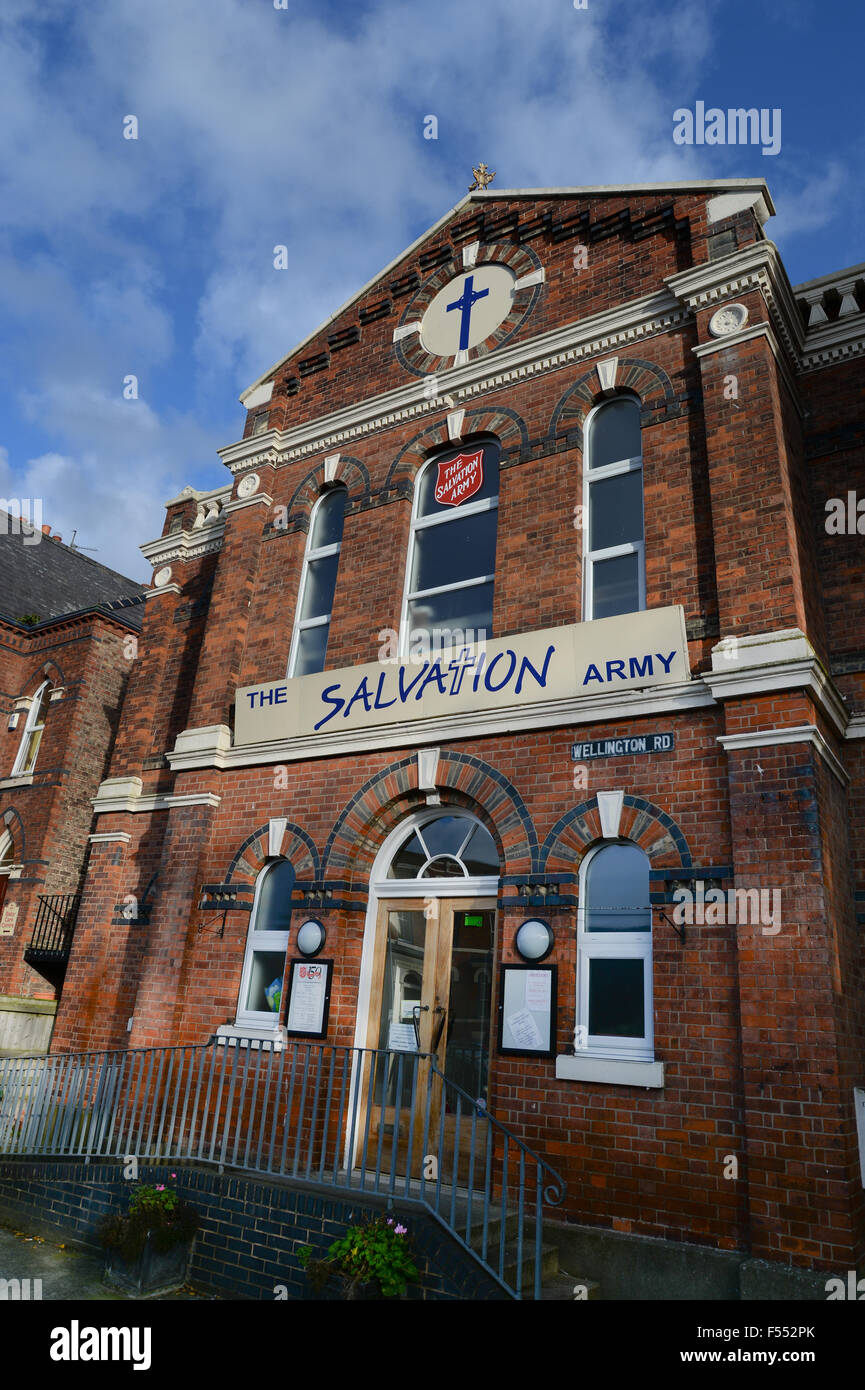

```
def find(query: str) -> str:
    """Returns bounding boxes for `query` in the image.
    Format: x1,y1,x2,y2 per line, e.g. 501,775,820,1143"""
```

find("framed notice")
497,964,557,1059
284,958,333,1039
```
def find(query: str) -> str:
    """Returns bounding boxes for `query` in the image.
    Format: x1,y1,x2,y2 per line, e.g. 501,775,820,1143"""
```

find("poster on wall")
284,959,333,1039
497,964,557,1058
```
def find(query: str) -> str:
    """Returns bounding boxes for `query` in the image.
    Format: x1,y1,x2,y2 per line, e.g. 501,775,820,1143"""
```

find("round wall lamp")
514,918,554,962
295,918,326,957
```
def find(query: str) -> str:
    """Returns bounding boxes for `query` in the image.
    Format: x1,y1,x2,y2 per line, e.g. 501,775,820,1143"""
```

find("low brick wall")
0,1159,508,1300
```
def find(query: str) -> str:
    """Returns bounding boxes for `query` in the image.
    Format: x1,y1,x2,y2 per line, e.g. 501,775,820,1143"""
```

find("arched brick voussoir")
322,750,540,882
546,357,677,452
540,794,692,874
225,821,321,886
285,455,372,527
383,408,529,495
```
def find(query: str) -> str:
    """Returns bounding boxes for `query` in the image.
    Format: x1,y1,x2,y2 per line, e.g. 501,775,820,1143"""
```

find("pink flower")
394,1224,408,1236
386,1218,394,1226
156,1184,165,1192
170,1173,176,1179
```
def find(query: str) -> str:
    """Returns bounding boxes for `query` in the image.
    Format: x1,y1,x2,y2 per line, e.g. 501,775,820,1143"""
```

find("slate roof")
0,512,147,632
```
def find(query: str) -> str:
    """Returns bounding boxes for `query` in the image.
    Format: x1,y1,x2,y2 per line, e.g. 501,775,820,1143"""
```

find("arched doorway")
355,809,500,1175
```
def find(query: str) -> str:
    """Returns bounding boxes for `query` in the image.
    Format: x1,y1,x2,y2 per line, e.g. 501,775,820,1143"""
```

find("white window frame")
582,397,645,622
235,860,292,1031
399,447,498,662
576,841,653,1061
287,488,346,678
11,680,49,776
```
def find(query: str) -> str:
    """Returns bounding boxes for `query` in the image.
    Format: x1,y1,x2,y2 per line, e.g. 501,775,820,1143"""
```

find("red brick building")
50,179,865,1295
0,516,145,1053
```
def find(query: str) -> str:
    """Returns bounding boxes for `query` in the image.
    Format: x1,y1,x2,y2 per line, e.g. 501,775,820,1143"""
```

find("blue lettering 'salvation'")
257,642,680,732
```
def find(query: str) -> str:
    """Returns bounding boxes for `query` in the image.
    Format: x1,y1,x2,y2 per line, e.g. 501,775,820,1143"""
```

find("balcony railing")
0,1038,566,1299
23,894,80,970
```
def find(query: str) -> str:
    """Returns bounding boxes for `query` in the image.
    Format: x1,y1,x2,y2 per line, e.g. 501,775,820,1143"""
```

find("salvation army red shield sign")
434,448,484,507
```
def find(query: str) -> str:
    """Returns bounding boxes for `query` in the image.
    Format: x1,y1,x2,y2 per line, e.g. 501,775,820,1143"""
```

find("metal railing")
0,1039,565,1299
25,894,81,960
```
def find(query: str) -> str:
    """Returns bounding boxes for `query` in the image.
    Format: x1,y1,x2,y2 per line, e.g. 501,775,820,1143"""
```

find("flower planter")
103,1233,194,1297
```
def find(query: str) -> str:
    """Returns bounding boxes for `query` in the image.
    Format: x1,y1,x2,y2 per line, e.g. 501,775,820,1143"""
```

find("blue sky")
0,0,861,578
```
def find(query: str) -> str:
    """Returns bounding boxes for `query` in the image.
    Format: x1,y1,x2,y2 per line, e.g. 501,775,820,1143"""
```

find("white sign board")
236,606,690,747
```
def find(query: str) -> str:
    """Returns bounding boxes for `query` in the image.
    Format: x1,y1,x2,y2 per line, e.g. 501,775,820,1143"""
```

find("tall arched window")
288,486,347,677
235,859,295,1029
11,680,49,776
577,841,653,1059
401,439,499,657
583,396,644,620
0,830,13,919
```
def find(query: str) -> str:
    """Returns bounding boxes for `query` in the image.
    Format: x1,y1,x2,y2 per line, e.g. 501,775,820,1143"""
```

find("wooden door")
359,896,495,1183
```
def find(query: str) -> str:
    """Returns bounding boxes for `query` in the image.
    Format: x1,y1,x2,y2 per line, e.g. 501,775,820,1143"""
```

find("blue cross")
446,275,489,352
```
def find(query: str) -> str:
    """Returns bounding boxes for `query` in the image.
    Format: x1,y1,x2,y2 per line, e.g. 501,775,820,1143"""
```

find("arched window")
235,859,295,1029
583,397,644,620
11,680,49,776
0,830,13,919
288,486,347,677
401,440,499,657
577,841,653,1059
385,813,499,881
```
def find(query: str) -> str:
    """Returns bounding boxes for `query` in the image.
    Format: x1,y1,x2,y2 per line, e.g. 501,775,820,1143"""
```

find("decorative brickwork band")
546,357,680,450
225,820,321,887
383,409,529,497
281,455,372,531
321,750,540,881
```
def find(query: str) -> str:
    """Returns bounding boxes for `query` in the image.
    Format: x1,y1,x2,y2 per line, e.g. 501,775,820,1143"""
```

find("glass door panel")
361,897,496,1184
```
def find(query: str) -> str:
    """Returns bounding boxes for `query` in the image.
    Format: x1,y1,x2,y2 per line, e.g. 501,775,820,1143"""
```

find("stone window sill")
215,1023,286,1050
0,775,34,789
555,1054,664,1088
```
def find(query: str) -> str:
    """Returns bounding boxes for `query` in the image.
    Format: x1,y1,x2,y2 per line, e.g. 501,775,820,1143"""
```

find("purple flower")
394,1224,408,1236
386,1218,394,1226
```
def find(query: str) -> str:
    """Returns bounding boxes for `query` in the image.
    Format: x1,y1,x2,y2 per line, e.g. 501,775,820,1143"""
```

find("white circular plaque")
708,303,749,337
421,265,516,357
237,471,260,498
153,566,172,588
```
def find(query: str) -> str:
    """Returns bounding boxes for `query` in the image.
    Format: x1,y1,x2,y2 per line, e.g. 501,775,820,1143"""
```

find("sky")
0,0,861,579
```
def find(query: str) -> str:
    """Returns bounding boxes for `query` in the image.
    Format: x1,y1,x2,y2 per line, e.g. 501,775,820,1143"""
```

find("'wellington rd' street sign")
571,733,676,760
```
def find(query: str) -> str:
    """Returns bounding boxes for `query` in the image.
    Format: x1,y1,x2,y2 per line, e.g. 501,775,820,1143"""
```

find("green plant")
300,1215,419,1299
98,1179,198,1263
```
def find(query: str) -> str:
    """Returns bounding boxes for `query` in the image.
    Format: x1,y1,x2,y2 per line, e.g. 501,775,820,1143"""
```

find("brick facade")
46,181,865,1281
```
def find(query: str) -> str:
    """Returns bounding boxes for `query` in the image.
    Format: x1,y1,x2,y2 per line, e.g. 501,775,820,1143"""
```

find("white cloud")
0,0,845,572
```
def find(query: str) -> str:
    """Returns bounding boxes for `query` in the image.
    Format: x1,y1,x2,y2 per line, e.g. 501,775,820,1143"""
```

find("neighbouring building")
48,179,865,1295
0,514,145,1053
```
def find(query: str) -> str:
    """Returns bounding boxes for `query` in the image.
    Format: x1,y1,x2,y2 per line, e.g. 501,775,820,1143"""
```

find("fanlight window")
387,814,499,880
584,396,645,621
289,486,348,677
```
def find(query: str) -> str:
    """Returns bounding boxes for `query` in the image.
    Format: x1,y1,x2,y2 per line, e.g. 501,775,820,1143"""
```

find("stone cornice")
718,724,849,787
667,241,865,376
219,287,690,474
667,240,805,367
140,525,225,566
